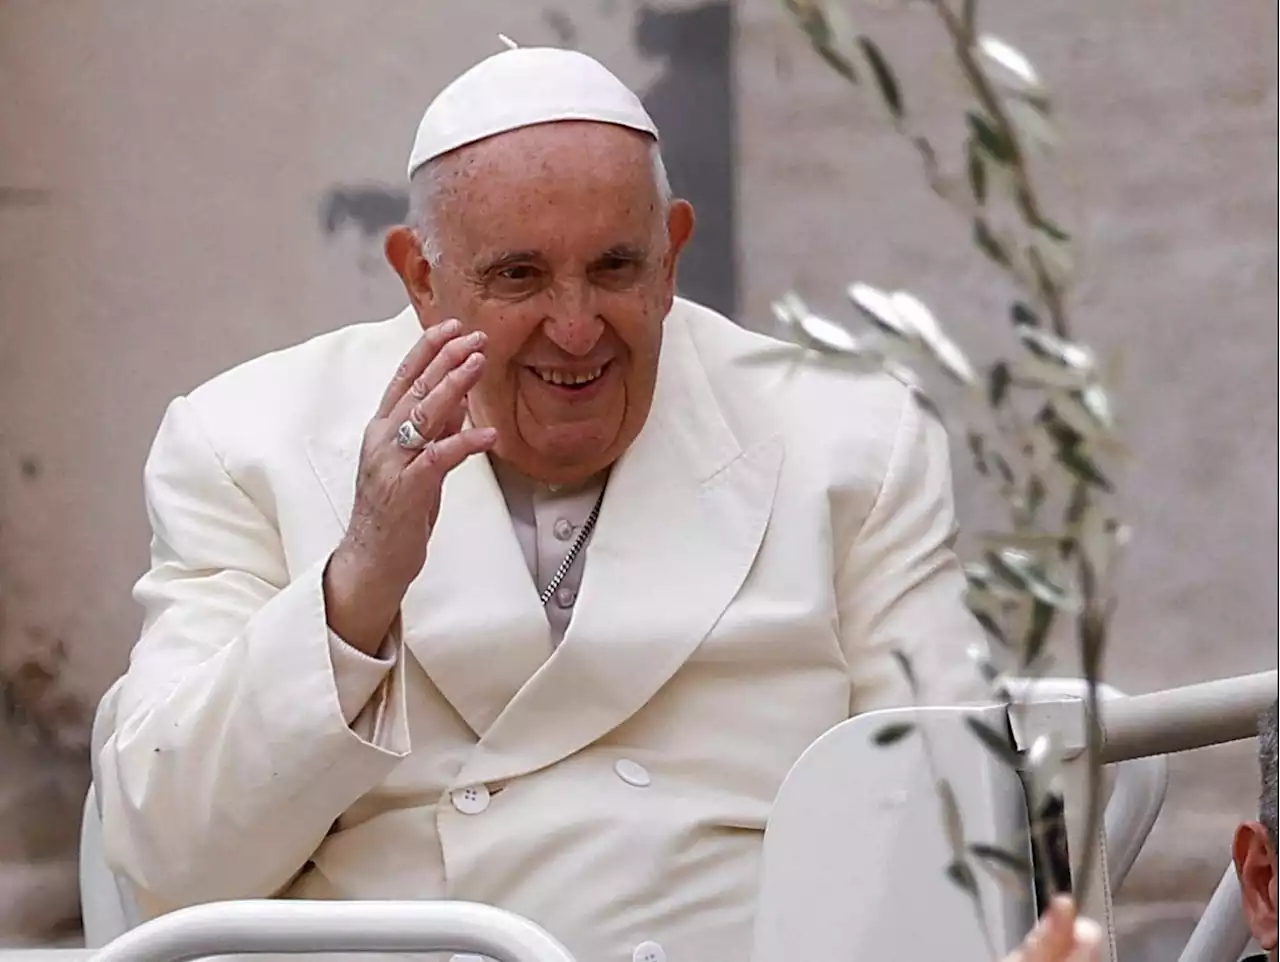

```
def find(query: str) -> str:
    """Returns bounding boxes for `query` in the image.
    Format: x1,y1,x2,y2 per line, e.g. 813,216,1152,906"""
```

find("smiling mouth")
530,362,611,389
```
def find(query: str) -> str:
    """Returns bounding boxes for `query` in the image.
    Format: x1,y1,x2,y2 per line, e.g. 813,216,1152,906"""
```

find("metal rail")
1099,670,1277,764
87,900,577,962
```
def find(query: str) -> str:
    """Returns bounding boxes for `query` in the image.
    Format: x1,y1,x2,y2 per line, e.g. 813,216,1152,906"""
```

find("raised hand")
323,318,497,654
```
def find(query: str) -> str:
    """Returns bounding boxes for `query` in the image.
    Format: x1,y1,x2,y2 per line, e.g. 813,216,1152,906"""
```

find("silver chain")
539,487,606,607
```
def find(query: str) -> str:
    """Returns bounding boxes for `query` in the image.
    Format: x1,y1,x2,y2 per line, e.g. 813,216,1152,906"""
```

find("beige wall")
1,0,1275,954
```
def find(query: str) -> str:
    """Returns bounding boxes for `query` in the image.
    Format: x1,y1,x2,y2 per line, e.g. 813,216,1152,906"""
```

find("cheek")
468,307,540,365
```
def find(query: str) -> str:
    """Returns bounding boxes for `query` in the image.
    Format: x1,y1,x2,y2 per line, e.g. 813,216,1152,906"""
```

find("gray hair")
409,136,673,267
1260,699,1278,848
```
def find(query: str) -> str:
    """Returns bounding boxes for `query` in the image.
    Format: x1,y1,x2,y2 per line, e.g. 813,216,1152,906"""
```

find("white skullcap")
406,47,659,179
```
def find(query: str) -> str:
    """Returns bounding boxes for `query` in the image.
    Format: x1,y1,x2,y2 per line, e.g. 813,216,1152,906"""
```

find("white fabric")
493,465,603,646
99,298,987,962
406,47,658,178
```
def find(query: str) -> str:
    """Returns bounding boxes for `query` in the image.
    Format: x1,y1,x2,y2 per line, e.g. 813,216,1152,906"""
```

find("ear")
662,199,696,293
1234,821,1278,951
385,226,438,322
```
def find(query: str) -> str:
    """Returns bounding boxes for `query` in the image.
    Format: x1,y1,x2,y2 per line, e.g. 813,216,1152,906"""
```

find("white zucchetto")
406,46,659,179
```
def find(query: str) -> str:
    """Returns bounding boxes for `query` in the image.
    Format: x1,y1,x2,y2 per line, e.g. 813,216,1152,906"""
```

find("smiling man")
99,46,986,962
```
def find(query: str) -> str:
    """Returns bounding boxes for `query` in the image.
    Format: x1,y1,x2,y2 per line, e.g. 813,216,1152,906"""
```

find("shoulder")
169,310,418,453
672,297,922,488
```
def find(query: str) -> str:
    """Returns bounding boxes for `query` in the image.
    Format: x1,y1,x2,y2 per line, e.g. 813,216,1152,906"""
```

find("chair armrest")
87,900,576,962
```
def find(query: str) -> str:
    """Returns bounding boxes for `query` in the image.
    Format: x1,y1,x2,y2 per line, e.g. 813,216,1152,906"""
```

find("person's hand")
1005,897,1103,962
323,318,497,654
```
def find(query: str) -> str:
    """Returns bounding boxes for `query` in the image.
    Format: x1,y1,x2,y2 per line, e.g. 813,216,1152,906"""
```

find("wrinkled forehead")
442,120,655,185
430,122,666,255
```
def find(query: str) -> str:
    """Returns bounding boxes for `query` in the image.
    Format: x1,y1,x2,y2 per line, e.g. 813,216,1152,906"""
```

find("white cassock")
98,297,986,962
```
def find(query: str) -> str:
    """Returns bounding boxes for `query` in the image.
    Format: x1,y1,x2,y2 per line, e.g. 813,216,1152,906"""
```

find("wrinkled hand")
324,318,497,653
1005,898,1103,962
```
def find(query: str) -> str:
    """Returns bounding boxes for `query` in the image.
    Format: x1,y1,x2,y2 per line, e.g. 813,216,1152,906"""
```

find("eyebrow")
475,250,542,276
592,244,649,264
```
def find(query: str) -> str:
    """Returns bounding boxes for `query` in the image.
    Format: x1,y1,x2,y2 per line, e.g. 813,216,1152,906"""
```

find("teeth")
535,366,605,386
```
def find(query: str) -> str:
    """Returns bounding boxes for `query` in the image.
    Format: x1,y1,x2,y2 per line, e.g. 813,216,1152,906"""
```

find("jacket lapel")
396,453,552,737
456,308,784,789
304,310,550,738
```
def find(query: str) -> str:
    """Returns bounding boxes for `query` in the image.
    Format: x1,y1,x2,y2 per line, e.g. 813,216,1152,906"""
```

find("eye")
598,256,633,272
497,264,540,282
592,255,644,284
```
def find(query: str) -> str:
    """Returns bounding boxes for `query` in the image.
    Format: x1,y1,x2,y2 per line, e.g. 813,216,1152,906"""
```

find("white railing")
88,900,577,962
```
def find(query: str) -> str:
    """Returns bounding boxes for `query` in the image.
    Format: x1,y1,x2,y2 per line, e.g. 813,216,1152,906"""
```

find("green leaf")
1058,445,1113,492
964,716,1022,768
973,219,1009,266
938,779,966,854
988,548,1077,610
988,361,1011,408
1024,597,1056,667
1011,302,1039,328
966,431,989,475
966,111,1015,163
946,858,979,896
817,45,858,83
966,139,988,205
873,721,916,746
1037,217,1071,242
969,842,1032,875
890,648,919,696
1026,475,1047,516
991,451,1015,488
857,36,903,120
969,607,1009,648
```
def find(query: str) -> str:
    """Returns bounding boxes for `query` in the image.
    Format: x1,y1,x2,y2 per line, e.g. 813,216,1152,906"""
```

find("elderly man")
1235,700,1278,961
99,47,987,961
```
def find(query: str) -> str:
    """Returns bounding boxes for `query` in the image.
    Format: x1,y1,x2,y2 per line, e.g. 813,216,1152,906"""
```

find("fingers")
404,426,498,485
1008,898,1070,962
399,349,485,448
375,318,462,420
1012,898,1101,962
391,329,487,435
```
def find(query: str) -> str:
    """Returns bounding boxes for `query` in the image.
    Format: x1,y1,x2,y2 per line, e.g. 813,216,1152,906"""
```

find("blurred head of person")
1234,699,1278,959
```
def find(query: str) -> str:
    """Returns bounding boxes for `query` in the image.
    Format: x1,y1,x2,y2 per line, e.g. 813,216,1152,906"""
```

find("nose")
542,284,605,357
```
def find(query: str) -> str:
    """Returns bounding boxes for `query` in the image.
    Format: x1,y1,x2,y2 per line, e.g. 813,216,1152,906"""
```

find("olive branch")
773,0,1126,945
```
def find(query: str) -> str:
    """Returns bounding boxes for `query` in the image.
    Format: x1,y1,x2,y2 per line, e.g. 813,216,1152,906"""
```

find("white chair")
751,680,1171,962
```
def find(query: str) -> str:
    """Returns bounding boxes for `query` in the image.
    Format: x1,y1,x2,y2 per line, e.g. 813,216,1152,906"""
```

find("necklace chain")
539,487,606,607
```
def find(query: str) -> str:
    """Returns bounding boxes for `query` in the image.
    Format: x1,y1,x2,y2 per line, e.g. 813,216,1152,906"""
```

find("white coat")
98,297,985,962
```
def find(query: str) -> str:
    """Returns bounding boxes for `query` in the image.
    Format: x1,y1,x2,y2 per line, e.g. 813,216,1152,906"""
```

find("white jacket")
99,298,985,962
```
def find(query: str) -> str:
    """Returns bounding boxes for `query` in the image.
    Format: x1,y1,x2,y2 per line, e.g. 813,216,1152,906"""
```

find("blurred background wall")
0,0,1275,955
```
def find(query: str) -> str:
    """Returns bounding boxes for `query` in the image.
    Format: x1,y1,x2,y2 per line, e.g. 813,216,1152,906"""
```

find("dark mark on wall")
0,187,52,209
320,185,409,242
543,9,579,47
19,457,40,480
317,0,737,315
634,1,737,317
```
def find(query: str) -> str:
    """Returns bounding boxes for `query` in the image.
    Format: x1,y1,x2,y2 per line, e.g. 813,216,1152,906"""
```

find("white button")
449,956,486,962
615,758,651,788
633,941,666,962
555,586,577,609
553,517,575,541
450,784,490,815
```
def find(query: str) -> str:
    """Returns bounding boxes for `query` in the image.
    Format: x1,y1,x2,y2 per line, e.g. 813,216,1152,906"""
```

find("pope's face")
388,121,694,487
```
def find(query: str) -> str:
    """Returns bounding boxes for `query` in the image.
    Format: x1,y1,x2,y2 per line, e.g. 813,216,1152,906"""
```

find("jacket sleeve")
97,395,410,914
836,391,988,712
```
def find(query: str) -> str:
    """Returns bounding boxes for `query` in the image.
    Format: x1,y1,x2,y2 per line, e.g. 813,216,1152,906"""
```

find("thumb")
1066,916,1104,962
1014,896,1077,962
